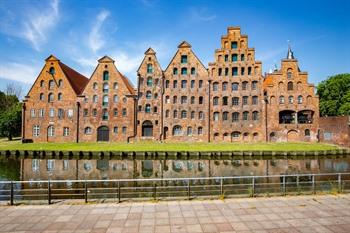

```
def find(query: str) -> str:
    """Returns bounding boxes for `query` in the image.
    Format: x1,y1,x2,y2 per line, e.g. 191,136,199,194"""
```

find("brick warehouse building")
22,26,319,143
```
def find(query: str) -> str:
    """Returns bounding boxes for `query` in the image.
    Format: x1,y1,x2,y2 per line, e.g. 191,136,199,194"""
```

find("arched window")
33,125,40,137
181,55,188,63
191,111,195,119
218,68,222,76
181,80,187,89
298,95,303,104
173,68,178,75
252,81,258,90
213,82,219,91
232,54,238,62
231,131,241,139
232,97,239,106
243,111,249,121
231,41,237,49
49,67,55,75
93,82,98,90
153,106,157,113
165,95,170,103
173,110,178,118
145,104,151,113
223,111,228,121
48,125,55,137
213,97,219,105
190,80,195,88
199,111,204,120
147,77,152,87
39,93,44,101
40,80,45,87
58,79,63,87
173,96,177,104
84,127,92,135
232,82,239,91
279,96,285,104
165,80,170,88
187,127,193,136
191,96,195,104
289,96,294,104
181,110,187,119
146,91,152,99
103,83,109,93
248,67,252,75
198,127,203,135
191,67,196,75
165,110,170,118
241,54,245,61
222,96,228,105
242,81,248,90
173,80,178,88
113,95,119,103
287,68,292,79
102,95,108,106
252,96,258,105
48,93,54,102
147,64,153,73
232,112,239,122
222,82,228,91
93,95,98,103
113,82,118,89
181,67,187,75
49,80,54,90
213,112,219,121
287,82,293,90
113,108,118,116
252,111,259,121
232,67,238,76
199,96,204,104
58,93,62,101
173,125,182,136
142,121,153,136
305,129,310,136
102,109,108,120
103,71,109,81
241,67,245,75
225,67,229,76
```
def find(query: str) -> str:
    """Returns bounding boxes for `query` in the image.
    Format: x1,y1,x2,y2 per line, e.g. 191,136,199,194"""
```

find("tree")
0,103,22,140
317,73,350,116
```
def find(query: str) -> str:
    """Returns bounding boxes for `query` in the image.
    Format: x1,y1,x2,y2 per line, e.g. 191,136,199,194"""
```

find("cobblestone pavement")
0,194,350,233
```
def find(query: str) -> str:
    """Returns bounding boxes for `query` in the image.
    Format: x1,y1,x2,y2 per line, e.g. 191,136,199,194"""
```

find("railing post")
296,174,299,192
220,178,224,197
187,179,191,200
10,181,14,206
283,175,286,196
338,173,342,193
118,181,121,203
312,174,315,194
153,183,157,201
251,177,255,197
84,180,88,203
48,180,51,205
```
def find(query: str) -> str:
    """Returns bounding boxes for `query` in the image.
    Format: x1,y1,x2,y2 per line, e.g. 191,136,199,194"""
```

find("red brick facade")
319,116,350,147
22,27,320,143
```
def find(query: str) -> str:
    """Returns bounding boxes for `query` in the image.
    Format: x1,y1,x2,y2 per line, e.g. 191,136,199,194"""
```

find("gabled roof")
98,55,115,63
144,47,156,55
137,47,162,73
58,61,89,95
178,41,192,48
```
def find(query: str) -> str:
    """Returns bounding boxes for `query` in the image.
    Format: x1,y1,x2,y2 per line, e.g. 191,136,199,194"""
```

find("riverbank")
1,194,349,232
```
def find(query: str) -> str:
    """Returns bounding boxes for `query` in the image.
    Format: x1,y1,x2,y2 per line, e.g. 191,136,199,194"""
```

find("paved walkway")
0,194,350,233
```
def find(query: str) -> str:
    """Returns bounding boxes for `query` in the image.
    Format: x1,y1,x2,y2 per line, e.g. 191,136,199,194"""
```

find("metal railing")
0,173,349,205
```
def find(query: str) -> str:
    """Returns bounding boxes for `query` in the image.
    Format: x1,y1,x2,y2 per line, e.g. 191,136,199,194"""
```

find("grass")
0,138,340,152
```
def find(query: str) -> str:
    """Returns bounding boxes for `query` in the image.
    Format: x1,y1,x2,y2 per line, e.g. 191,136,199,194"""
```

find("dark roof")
58,61,89,95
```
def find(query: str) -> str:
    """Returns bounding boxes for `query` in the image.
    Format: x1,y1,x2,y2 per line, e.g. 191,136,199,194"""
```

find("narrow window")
48,125,55,137
103,83,109,93
173,80,178,88
181,80,187,89
173,68,178,75
231,41,237,49
147,64,153,73
232,67,238,76
103,71,109,81
181,110,187,119
48,93,54,102
191,67,196,75
232,54,238,62
63,127,70,136
298,95,303,104
147,77,153,87
181,67,187,75
102,109,108,120
181,55,187,63
145,104,151,113
243,96,248,105
187,127,193,136
103,95,108,107
287,82,293,91
33,125,40,137
213,82,219,91
49,80,55,90
58,93,62,101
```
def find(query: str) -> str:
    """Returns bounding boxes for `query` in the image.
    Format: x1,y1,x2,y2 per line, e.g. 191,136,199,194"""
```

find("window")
165,110,169,118
181,67,187,75
243,96,248,105
48,93,54,102
252,96,258,105
241,54,245,61
242,81,248,90
173,96,177,104
165,80,170,88
92,109,97,117
102,109,108,120
223,111,228,121
84,127,92,134
93,95,98,103
181,55,187,63
113,82,118,89
93,82,98,90
225,68,229,76
213,112,219,121
122,108,127,116
298,95,303,104
232,97,239,106
191,96,195,104
243,111,249,121
248,67,252,75
103,83,109,93
218,68,222,76
173,110,178,118
49,108,55,117
232,67,238,76
173,80,178,88
252,81,258,90
198,127,203,135
103,71,109,81
199,111,204,120
39,109,44,117
181,110,187,119
83,109,88,117
67,109,73,118
114,127,119,134
232,132,240,138
103,95,108,107
172,125,182,136
232,83,239,91
181,80,187,89
58,93,62,101
39,93,44,101
241,67,245,75
57,109,64,119
154,79,159,86
40,80,44,88
232,54,238,62
187,127,193,136
287,82,293,91
213,97,219,106
213,82,219,91
190,80,195,88
57,79,62,87
305,129,310,136
122,127,127,134
48,125,55,137
147,64,153,73
199,96,204,104
153,106,157,113
191,111,195,119
231,41,237,49
279,96,285,104
222,82,228,91
147,77,153,87
33,125,40,137
224,54,228,62
146,91,152,99
289,96,294,104
191,67,196,75
173,68,178,75
223,96,228,105
31,109,36,118
114,108,118,116
181,96,187,104
287,69,292,79
145,104,151,113
199,80,203,88
63,127,69,136
252,111,259,121
232,112,239,122
49,67,55,75
165,96,170,103
114,95,119,103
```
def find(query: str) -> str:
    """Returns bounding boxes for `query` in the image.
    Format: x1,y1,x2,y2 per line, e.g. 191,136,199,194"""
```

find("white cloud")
190,7,217,22
88,10,110,53
0,0,60,51
0,62,40,84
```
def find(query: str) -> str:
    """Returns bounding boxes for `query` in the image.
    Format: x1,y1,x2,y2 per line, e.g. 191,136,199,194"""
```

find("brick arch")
287,130,299,142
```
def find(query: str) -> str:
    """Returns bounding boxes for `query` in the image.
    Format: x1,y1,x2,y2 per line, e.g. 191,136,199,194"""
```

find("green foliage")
0,103,22,140
317,73,350,116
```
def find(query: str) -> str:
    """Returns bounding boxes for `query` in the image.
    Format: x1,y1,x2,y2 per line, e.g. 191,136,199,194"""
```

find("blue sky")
0,0,349,96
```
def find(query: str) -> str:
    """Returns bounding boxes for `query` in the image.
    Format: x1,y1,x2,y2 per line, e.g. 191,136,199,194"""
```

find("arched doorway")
142,121,153,137
269,132,277,142
287,130,298,142
97,126,109,142
163,127,168,140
